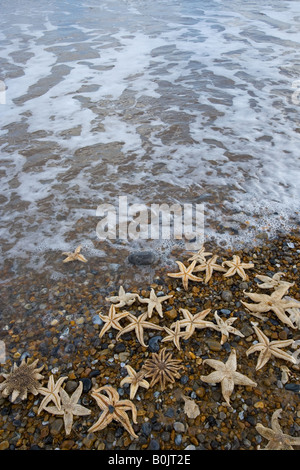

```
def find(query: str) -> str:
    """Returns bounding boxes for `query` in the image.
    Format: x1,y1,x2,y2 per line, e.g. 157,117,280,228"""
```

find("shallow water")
0,0,300,280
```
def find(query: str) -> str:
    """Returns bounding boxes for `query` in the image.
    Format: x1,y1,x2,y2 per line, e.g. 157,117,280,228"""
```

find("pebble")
205,338,222,352
50,419,64,436
80,378,92,393
128,251,157,265
148,335,162,352
221,290,233,302
148,439,160,450
174,422,185,433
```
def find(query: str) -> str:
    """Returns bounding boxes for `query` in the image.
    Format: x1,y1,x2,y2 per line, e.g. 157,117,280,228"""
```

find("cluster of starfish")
0,244,299,450
167,247,255,290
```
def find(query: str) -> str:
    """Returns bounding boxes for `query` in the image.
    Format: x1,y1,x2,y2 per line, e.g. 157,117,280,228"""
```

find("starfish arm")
77,254,88,262
232,371,257,387
90,391,111,410
129,383,139,400
71,403,91,416
223,266,237,278
116,322,136,340
271,306,297,328
246,344,266,356
226,350,237,370
114,409,138,439
255,350,272,370
200,370,224,384
256,423,277,441
221,377,235,406
203,358,225,371
287,436,300,446
37,395,52,414
240,301,269,313
99,321,113,338
269,347,297,364
43,404,64,416
88,410,113,433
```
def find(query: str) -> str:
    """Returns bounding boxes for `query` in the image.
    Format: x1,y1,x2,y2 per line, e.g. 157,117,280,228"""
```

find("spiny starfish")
116,312,163,348
222,255,254,281
98,305,129,338
0,358,44,402
88,385,138,439
142,347,183,391
44,381,91,436
120,365,149,399
138,288,173,318
241,286,300,328
193,255,226,283
256,408,300,450
167,260,202,291
255,272,294,291
105,286,139,308
212,312,244,345
187,246,212,264
200,349,257,406
37,375,67,415
161,321,187,351
175,308,214,339
246,324,296,370
62,245,87,263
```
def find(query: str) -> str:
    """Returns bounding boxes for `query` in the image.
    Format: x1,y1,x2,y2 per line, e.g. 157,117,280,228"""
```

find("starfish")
175,308,214,339
105,286,139,308
193,255,226,283
98,305,129,338
138,288,173,318
142,347,183,391
212,312,244,345
44,381,91,436
241,286,300,328
0,358,44,402
167,260,202,291
37,375,67,415
62,245,87,263
246,324,296,370
88,385,138,439
116,312,163,348
256,408,300,450
200,349,257,406
187,246,213,264
255,272,294,291
120,365,150,399
222,255,254,281
161,321,187,351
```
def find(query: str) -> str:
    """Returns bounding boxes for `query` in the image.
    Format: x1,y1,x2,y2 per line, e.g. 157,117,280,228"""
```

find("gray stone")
128,251,157,265
174,422,185,433
221,290,233,302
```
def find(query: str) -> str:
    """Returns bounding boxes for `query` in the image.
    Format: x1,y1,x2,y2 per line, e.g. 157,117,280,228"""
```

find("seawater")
0,0,299,279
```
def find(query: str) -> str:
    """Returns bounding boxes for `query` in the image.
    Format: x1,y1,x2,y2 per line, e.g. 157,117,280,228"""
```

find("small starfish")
222,255,254,281
256,408,300,450
138,288,173,318
88,385,138,439
175,308,214,339
116,312,163,348
161,321,187,351
44,381,91,436
167,260,202,291
193,255,226,283
212,312,244,345
62,245,87,263
187,246,212,264
120,365,150,399
241,286,300,328
255,272,294,291
200,349,257,406
37,375,67,415
98,305,129,338
105,286,139,308
246,324,296,370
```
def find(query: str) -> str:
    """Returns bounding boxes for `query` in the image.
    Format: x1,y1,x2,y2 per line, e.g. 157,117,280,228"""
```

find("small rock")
0,440,9,450
285,383,300,393
80,378,92,393
206,339,222,352
221,290,233,302
148,439,160,450
174,422,185,433
141,421,152,436
128,251,157,265
65,380,78,394
114,343,126,353
175,434,182,446
148,335,162,353
50,418,64,436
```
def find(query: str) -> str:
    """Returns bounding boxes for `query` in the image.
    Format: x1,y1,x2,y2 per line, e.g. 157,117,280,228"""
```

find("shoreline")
0,230,299,450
